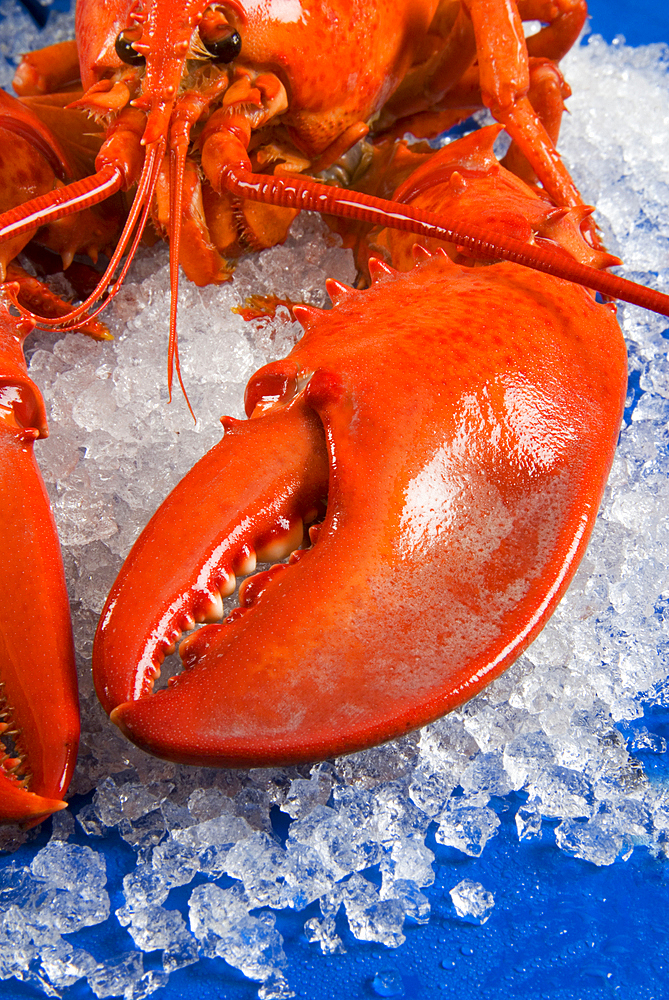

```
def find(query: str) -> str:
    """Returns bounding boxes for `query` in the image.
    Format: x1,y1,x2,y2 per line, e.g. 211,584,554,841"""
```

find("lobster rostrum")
0,294,79,823
4,0,669,407
92,128,628,767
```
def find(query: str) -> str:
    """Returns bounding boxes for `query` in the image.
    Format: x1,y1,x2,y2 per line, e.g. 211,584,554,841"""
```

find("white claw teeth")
236,550,257,576
256,520,304,562
179,631,200,657
220,572,236,598
200,591,224,623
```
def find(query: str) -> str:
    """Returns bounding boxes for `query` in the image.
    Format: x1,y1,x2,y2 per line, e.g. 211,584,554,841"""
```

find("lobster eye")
203,30,241,63
115,30,146,66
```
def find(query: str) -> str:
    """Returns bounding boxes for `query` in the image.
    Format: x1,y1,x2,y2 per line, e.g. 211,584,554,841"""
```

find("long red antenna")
220,166,669,318
0,166,124,242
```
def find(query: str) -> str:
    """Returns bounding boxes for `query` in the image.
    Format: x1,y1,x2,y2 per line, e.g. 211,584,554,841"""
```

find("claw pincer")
0,298,79,822
93,133,627,765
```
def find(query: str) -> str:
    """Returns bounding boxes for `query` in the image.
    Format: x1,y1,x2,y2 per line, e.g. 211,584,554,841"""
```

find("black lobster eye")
203,30,241,63
115,30,146,66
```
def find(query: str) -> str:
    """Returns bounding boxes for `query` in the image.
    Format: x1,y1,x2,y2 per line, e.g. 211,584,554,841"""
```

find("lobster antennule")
219,165,669,319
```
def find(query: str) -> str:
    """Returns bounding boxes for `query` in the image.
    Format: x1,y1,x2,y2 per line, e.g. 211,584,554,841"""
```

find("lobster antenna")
0,166,124,244
7,144,164,331
220,166,669,319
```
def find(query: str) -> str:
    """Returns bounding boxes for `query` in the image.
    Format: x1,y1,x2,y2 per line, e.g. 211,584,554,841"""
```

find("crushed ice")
1,14,669,999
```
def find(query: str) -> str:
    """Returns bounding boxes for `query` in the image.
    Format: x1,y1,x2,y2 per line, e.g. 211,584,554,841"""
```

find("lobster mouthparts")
93,253,626,767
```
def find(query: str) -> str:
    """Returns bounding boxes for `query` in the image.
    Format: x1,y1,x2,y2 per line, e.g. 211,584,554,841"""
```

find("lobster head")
93,249,627,767
75,0,436,154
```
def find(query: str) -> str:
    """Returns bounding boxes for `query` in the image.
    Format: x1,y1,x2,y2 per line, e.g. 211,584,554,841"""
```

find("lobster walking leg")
0,297,79,824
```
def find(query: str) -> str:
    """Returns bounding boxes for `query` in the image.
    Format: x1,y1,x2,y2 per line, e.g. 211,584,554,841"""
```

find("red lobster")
0,295,79,823
92,127,629,766
2,0,669,805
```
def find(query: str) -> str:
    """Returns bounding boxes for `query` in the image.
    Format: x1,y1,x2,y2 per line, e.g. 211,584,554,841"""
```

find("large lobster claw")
0,296,79,823
93,249,627,767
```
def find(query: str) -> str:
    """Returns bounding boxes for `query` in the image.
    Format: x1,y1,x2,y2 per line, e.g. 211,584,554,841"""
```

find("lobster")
1,0,669,813
4,0,669,409
0,294,79,824
91,126,629,766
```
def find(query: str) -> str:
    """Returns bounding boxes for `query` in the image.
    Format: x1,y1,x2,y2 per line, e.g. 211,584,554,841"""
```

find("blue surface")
2,4,669,1000
587,0,668,46
9,729,669,1000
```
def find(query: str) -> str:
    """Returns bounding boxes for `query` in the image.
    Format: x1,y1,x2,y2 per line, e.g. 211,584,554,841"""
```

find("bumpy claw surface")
0,300,79,823
93,249,626,767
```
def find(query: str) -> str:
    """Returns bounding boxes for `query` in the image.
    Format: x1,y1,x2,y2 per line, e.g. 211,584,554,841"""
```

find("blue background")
3,3,669,999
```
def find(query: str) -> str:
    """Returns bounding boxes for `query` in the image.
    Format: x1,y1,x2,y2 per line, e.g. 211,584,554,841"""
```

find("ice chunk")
189,884,287,982
48,885,111,935
460,752,513,799
554,816,627,866
503,733,555,789
435,801,501,857
346,896,406,949
257,972,296,999
39,941,97,989
224,831,335,910
281,773,333,819
515,802,542,841
150,839,201,887
449,880,495,925
115,898,200,973
93,777,163,827
49,810,75,843
408,769,456,817
116,903,196,954
87,952,144,998
287,804,378,879
173,811,252,849
324,874,408,949
88,951,168,1000
30,843,106,891
122,866,170,912
118,810,168,851
379,837,435,890
223,832,293,909
304,915,345,955
370,783,431,842
0,905,38,980
17,844,111,936
380,880,430,926
526,765,593,819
